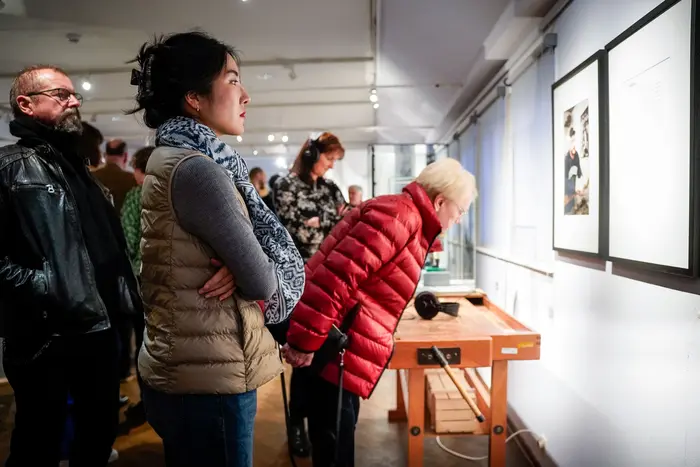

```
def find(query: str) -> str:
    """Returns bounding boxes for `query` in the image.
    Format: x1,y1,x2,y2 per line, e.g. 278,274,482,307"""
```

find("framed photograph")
606,0,699,276
552,50,609,257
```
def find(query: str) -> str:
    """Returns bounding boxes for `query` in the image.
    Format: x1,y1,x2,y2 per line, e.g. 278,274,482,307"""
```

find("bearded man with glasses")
0,65,141,466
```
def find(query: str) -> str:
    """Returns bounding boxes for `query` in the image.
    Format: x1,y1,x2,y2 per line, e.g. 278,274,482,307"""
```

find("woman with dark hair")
268,173,281,194
128,31,304,467
273,132,349,456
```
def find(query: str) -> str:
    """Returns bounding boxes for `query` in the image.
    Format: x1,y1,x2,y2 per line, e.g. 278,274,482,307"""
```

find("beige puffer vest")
137,147,282,394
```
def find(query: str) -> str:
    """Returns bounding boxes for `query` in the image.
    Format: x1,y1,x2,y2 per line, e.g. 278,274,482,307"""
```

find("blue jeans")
142,384,257,467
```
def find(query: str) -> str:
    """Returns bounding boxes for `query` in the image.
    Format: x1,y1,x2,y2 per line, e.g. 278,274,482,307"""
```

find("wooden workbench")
387,291,540,467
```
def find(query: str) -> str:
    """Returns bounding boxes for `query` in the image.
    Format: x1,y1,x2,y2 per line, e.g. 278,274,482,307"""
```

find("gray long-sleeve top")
171,156,277,301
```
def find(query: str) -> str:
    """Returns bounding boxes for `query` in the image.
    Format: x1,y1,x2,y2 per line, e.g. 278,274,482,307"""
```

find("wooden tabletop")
395,294,538,343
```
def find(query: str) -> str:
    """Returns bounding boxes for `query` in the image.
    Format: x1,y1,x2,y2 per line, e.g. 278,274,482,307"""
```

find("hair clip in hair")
130,69,142,86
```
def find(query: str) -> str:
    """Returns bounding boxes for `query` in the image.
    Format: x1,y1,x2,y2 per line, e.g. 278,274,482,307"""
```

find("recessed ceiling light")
237,135,243,142
371,88,377,94
253,149,258,156
267,134,275,142
281,135,289,143
82,80,92,91
373,103,379,109
369,94,378,103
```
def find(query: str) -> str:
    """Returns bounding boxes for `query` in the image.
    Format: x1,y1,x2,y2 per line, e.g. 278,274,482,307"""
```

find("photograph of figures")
562,99,590,215
551,49,607,257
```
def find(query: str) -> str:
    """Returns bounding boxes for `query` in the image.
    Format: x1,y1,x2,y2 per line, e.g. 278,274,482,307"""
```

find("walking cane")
431,345,485,423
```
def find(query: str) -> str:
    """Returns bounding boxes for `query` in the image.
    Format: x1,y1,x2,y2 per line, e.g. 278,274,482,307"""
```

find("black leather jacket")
0,142,142,338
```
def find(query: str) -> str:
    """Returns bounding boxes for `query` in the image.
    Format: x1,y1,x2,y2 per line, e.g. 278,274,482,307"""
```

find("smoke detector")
66,32,82,44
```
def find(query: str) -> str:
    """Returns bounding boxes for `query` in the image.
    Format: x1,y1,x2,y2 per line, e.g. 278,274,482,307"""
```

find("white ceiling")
0,0,556,157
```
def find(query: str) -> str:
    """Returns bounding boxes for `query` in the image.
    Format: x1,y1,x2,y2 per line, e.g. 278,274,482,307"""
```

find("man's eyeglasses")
25,88,83,106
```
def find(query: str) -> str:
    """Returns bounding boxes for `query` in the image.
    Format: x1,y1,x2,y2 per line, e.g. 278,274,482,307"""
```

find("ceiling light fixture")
281,135,289,143
237,135,243,142
371,88,377,94
81,80,92,91
373,103,379,109
369,94,378,103
267,134,275,142
253,149,258,156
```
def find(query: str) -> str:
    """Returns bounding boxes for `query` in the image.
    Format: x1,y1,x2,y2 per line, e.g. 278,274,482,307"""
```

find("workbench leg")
488,360,508,467
388,370,407,422
407,368,425,467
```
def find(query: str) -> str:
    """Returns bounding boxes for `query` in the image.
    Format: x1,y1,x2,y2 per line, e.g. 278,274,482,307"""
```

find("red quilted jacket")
286,182,442,398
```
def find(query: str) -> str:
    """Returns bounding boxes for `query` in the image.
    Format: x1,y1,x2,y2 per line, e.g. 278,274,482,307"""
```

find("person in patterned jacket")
273,131,350,457
274,132,350,263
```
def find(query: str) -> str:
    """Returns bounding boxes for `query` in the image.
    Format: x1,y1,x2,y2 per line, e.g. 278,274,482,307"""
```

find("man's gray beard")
50,110,83,135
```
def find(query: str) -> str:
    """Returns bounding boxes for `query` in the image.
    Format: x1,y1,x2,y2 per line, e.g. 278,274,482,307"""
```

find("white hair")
415,158,478,206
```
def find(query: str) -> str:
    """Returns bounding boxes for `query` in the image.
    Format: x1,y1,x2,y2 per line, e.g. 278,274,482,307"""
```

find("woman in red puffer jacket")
282,157,478,467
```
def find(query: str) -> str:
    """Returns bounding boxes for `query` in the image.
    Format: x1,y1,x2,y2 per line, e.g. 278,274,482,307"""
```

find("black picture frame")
551,49,609,258
605,0,699,277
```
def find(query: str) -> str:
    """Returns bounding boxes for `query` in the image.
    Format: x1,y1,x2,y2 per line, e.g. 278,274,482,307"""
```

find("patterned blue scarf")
156,116,304,324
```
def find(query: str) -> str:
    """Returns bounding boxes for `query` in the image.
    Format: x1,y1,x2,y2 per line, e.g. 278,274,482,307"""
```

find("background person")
347,184,363,208
249,166,275,212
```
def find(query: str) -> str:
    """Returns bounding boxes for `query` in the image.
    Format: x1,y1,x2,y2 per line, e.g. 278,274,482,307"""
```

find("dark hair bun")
127,31,239,129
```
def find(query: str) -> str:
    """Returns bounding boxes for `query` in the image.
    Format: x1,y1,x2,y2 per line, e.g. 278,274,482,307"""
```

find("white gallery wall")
468,1,700,466
325,148,371,201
